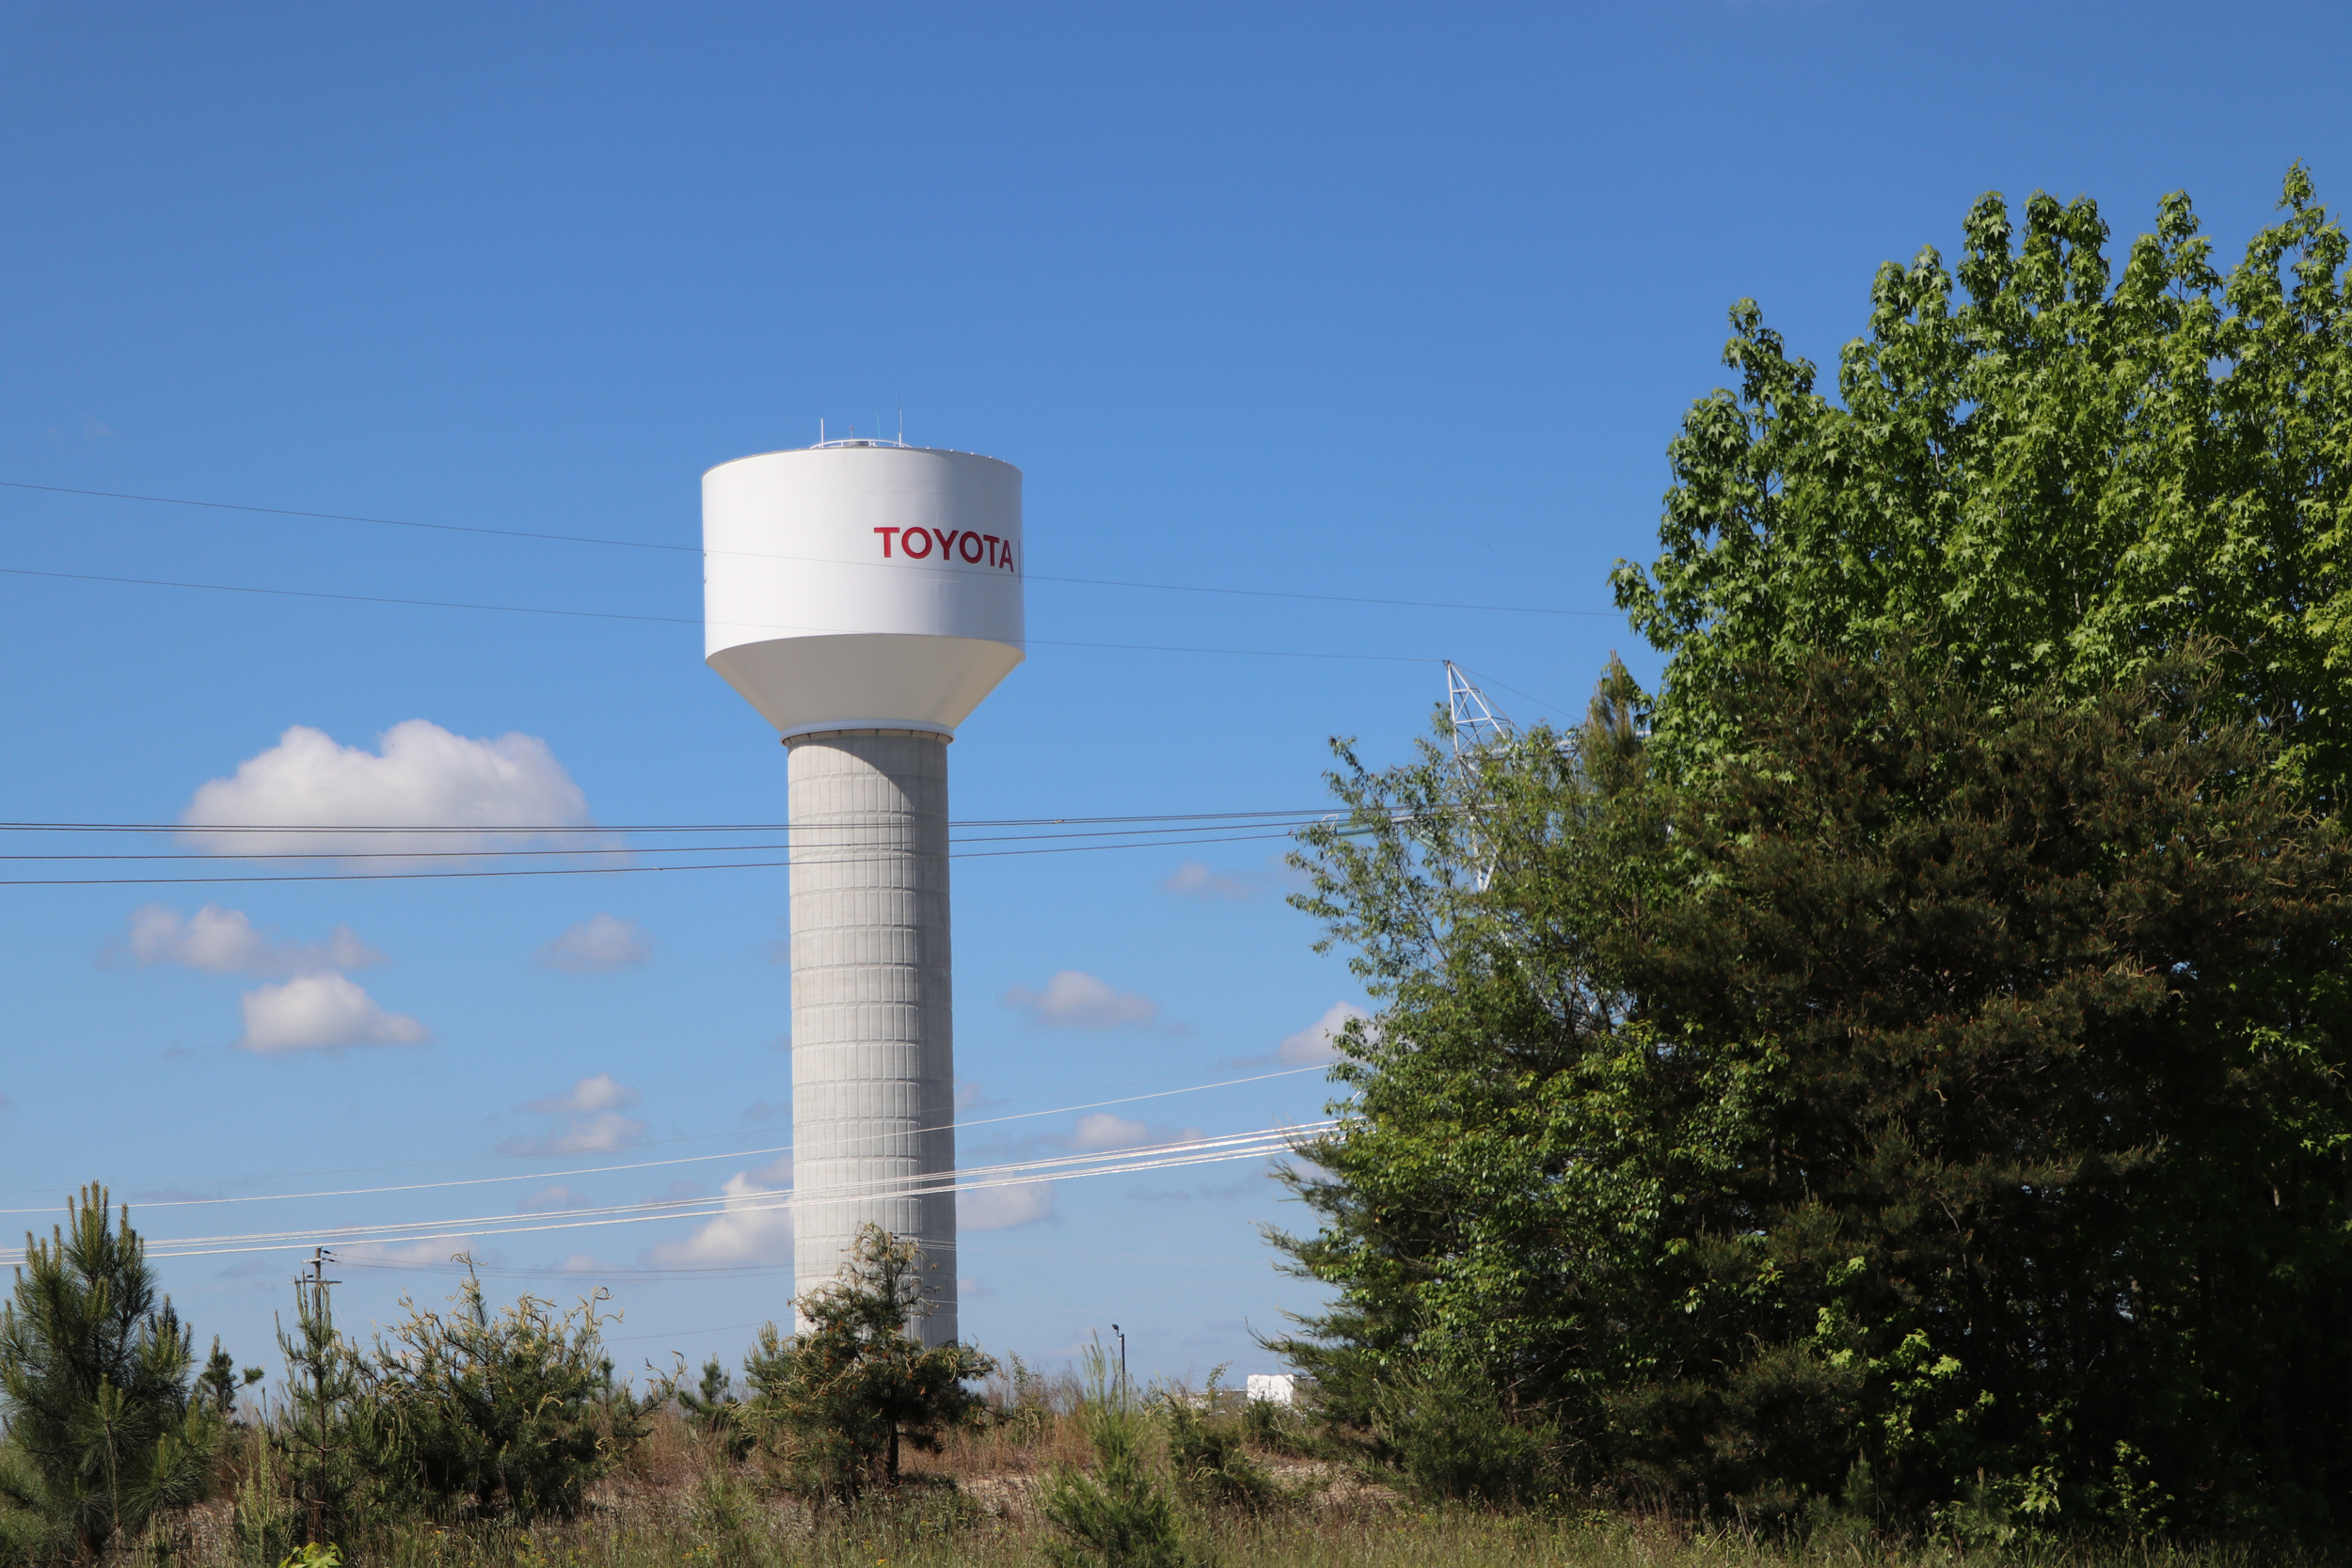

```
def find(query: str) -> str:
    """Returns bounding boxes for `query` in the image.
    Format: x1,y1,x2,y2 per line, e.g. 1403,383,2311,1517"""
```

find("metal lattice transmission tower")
1443,661,1516,891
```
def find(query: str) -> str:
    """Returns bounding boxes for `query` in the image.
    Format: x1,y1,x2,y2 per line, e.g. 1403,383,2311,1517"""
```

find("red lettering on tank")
959,531,984,563
902,528,933,559
1000,542,1016,573
873,527,900,558
981,533,1001,566
930,528,958,558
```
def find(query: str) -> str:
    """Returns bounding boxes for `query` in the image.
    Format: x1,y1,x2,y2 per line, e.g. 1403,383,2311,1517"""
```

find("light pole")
1111,1323,1126,1394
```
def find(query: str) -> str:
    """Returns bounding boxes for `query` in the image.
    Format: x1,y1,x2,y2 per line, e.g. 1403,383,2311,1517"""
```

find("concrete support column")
785,728,958,1347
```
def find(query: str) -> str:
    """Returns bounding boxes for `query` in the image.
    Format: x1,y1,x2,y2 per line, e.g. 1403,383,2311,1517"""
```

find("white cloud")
501,1077,647,1156
1002,971,1161,1030
516,1112,646,1155
647,1156,793,1267
121,903,384,976
961,1181,1056,1231
534,914,651,974
1160,861,1257,901
1278,1002,1373,1065
181,720,595,857
236,974,428,1054
525,1073,642,1116
342,1238,477,1267
1066,1113,1204,1152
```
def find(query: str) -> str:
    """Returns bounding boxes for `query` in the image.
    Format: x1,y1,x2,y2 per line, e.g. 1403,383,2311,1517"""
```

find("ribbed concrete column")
785,728,958,1348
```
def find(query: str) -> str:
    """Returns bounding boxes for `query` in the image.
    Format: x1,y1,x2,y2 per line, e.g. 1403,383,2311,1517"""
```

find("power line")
0,826,1311,887
0,563,1442,665
0,816,1333,863
0,808,1330,835
0,477,1617,619
3,1126,1330,1264
0,1059,1335,1199
124,1127,1308,1253
0,1064,1333,1215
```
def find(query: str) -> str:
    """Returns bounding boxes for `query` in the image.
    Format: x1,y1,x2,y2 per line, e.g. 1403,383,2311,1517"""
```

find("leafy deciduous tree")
1613,168,2352,809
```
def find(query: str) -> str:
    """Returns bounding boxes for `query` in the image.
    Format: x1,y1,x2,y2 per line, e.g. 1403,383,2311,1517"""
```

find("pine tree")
1038,1341,1192,1568
0,1184,219,1559
264,1273,384,1548
743,1226,993,1500
197,1337,263,1421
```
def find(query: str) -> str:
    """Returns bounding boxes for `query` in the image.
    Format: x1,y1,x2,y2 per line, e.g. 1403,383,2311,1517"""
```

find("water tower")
704,438,1024,1348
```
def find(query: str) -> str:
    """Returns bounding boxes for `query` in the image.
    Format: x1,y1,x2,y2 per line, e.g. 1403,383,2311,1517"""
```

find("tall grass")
161,1389,2341,1568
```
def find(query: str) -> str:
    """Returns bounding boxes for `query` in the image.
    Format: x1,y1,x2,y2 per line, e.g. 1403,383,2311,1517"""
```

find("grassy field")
143,1396,2331,1568
164,1491,2325,1568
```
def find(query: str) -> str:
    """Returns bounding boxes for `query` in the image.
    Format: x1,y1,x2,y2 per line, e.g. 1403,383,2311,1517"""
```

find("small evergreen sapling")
1039,1340,1193,1568
0,1184,220,1560
742,1225,993,1501
197,1337,263,1421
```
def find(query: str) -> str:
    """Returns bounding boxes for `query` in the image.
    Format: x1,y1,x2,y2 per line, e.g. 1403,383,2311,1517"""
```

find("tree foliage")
1039,1341,1193,1568
0,1185,219,1561
246,1275,393,1556
361,1265,638,1524
742,1226,993,1502
1277,648,2352,1533
1613,168,2352,808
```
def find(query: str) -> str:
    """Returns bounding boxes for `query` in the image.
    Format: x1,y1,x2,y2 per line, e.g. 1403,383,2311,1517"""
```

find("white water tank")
704,442,1025,736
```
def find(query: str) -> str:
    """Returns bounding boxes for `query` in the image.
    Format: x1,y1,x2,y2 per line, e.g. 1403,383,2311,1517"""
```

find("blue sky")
2,1,2345,1388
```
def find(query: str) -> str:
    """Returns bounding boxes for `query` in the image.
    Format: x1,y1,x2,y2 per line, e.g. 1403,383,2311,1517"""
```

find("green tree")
1613,168,2352,808
196,1338,262,1422
742,1226,993,1501
1278,649,2352,1532
676,1355,751,1462
248,1274,389,1554
0,1185,220,1560
361,1264,633,1524
1039,1341,1192,1568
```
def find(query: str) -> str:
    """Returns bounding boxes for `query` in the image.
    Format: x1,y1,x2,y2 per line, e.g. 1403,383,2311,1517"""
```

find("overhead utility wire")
0,478,1613,620
6,1128,1328,1264
0,826,1311,888
0,1063,1332,1215
345,1239,1278,1282
0,809,1328,835
0,1056,1336,1199
0,564,1438,666
119,1127,1312,1253
0,816,1336,863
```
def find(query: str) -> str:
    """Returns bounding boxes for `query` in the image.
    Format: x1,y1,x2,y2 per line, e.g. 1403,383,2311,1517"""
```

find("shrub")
363,1262,638,1523
1375,1367,1560,1509
1038,1341,1194,1568
1163,1370,1276,1511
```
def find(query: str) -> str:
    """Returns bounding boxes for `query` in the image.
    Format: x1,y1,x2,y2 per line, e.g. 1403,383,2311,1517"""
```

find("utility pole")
299,1247,339,1545
1111,1323,1126,1395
